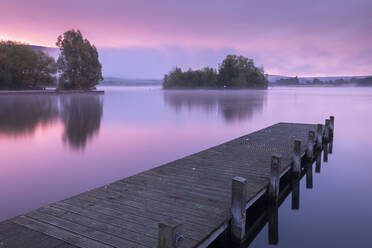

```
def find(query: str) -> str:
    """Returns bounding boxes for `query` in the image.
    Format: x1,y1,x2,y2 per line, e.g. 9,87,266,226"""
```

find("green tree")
0,41,56,89
56,30,103,90
162,55,268,89
218,55,268,89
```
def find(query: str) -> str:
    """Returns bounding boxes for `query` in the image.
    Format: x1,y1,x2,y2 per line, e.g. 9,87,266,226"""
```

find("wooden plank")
11,216,114,248
0,221,75,248
24,211,148,248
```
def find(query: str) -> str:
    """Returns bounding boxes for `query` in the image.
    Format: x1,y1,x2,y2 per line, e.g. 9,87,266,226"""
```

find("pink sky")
1,0,371,78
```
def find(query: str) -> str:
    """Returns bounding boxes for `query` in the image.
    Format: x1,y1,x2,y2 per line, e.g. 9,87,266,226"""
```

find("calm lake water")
1,86,372,247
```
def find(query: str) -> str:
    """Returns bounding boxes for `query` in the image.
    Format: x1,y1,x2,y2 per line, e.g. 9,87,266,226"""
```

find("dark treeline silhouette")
163,90,266,123
163,55,268,89
0,94,103,149
0,41,57,89
272,76,372,86
275,76,300,85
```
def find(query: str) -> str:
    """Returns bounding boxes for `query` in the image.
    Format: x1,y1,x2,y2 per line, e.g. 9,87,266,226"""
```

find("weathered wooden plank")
11,216,114,248
0,221,75,248
24,211,148,248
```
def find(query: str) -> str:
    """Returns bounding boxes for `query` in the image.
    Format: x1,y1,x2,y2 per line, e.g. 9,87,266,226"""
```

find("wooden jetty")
0,118,334,248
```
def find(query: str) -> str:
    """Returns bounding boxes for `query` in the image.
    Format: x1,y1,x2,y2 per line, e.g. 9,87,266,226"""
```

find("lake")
1,86,371,247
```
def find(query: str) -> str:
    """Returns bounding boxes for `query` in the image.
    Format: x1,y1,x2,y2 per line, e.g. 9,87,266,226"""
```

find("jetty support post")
329,116,335,137
324,119,330,143
307,131,315,159
316,124,323,150
323,142,329,162
231,176,247,242
291,179,300,210
292,140,302,177
269,154,281,204
158,219,183,248
268,206,279,245
306,163,313,189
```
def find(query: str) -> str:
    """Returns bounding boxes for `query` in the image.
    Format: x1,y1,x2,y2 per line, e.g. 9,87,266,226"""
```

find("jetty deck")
0,121,332,248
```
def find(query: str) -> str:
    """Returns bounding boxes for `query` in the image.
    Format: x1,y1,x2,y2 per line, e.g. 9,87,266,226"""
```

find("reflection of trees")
0,95,59,136
0,94,103,150
163,90,266,122
60,94,103,149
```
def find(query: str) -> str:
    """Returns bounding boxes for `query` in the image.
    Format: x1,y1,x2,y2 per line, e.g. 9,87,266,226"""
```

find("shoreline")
0,90,104,95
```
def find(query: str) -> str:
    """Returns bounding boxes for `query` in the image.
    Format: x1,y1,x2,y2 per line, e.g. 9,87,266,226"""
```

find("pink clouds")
1,0,371,77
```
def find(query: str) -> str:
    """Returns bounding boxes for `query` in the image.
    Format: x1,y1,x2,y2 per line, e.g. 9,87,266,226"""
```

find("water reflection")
60,95,103,149
163,90,267,122
0,94,103,149
0,95,59,136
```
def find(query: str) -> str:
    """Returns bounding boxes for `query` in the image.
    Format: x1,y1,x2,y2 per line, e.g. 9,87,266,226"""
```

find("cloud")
1,0,371,77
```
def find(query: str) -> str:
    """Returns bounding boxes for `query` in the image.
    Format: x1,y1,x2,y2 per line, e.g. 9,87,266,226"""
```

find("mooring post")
268,206,279,245
316,151,321,173
269,154,281,204
329,116,335,137
231,176,247,242
316,124,323,150
324,119,330,142
158,219,183,248
306,163,313,189
329,136,333,154
291,179,300,210
323,143,329,162
292,140,301,177
307,131,315,159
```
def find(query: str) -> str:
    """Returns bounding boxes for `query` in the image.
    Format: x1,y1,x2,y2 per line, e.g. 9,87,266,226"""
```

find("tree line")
163,55,268,89
0,30,102,90
273,76,372,86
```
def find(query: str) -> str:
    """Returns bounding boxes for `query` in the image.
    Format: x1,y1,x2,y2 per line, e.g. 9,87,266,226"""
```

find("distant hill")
29,45,59,59
101,77,162,86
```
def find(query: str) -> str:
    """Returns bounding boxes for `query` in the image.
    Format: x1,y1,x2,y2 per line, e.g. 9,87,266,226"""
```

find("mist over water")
0,86,372,247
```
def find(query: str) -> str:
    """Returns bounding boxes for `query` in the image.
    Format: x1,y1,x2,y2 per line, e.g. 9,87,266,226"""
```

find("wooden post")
269,154,281,204
158,219,183,248
329,116,335,137
315,152,321,173
324,119,330,142
268,206,279,245
292,140,301,177
231,176,247,242
307,131,315,159
306,163,313,189
323,143,329,162
291,179,300,210
316,124,323,150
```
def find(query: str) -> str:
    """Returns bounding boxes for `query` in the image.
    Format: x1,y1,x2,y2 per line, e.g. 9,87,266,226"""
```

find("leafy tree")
218,55,268,88
163,55,268,89
56,30,103,90
0,41,56,89
163,67,218,89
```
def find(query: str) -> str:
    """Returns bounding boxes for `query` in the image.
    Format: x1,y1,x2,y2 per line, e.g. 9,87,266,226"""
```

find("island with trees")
163,55,268,89
0,29,102,92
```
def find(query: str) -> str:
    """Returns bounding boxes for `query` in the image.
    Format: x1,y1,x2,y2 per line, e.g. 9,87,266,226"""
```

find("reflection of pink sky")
1,0,371,76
